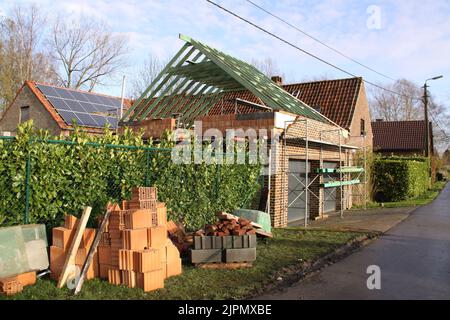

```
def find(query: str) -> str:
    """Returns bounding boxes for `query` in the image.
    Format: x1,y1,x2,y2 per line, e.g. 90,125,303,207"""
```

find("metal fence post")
145,148,151,187
24,146,31,224
215,162,221,201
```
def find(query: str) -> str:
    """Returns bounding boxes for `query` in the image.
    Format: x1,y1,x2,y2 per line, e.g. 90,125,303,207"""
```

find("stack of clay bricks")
50,214,97,281
98,186,182,292
0,271,36,296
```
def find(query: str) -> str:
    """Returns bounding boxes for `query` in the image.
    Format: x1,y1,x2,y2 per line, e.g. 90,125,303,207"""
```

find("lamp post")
423,75,443,157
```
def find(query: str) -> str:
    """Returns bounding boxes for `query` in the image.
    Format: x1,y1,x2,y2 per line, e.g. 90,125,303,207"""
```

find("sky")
1,0,450,108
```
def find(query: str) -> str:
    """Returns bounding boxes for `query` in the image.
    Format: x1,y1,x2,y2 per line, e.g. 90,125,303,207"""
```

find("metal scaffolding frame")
281,119,367,228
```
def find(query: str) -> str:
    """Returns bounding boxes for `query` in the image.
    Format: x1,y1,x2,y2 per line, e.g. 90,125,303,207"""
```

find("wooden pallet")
195,262,253,270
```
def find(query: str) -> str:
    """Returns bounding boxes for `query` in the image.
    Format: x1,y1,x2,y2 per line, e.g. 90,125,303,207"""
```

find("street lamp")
423,75,443,157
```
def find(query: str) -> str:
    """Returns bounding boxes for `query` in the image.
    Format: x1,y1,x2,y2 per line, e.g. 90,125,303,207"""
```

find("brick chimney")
271,76,283,86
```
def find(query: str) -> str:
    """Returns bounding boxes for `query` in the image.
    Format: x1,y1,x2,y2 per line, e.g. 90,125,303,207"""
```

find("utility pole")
423,75,443,158
423,82,430,157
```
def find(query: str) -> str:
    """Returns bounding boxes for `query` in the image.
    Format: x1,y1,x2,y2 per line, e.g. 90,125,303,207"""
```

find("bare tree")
250,57,285,80
128,54,166,99
369,79,423,121
50,16,127,91
369,78,449,152
0,5,56,111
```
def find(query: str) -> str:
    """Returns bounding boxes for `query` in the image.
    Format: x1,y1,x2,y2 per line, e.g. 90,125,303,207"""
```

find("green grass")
1,229,362,300
363,181,447,209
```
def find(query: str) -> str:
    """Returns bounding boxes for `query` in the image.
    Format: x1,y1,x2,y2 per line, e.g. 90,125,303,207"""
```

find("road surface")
259,183,450,300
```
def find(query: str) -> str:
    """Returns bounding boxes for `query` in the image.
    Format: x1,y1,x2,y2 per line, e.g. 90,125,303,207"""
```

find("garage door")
287,160,310,222
323,161,338,213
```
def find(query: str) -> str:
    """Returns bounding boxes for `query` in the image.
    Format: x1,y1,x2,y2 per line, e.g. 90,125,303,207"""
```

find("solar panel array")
36,84,120,129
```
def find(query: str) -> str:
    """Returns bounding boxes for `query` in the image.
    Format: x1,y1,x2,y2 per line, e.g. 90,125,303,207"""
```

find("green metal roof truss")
122,34,332,125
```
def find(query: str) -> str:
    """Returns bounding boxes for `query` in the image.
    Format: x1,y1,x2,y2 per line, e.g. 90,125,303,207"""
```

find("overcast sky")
1,0,450,108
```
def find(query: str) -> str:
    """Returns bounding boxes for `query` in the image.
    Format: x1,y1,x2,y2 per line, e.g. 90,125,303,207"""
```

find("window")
20,106,30,123
360,119,365,136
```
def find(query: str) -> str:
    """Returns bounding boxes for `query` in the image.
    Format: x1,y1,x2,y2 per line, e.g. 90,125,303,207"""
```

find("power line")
208,0,450,137
244,0,396,81
429,110,450,139
206,0,420,101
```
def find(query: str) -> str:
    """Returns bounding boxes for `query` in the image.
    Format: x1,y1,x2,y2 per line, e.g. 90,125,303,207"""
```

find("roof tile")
207,77,363,129
372,120,432,151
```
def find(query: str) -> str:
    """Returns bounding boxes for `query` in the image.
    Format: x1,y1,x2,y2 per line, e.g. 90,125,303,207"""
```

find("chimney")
312,105,321,113
376,119,383,122
271,76,283,86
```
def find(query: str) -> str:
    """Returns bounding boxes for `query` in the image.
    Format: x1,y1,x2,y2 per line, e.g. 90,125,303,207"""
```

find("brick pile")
195,213,256,237
0,271,36,296
49,187,182,292
167,220,193,255
50,215,97,281
98,187,182,292
189,212,258,265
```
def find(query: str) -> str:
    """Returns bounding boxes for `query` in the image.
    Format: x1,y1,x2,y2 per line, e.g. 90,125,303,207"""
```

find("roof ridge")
30,80,129,101
372,119,425,124
282,77,362,87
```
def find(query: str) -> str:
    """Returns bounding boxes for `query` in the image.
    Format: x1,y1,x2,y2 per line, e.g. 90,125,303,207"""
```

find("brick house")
206,76,373,150
0,81,130,136
372,119,434,156
121,35,366,228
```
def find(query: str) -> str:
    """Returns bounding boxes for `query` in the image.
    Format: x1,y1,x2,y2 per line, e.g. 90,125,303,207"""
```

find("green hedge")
0,122,261,231
372,157,429,202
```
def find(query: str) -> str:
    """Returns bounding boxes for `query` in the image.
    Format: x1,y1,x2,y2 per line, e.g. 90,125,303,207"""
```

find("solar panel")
36,84,121,129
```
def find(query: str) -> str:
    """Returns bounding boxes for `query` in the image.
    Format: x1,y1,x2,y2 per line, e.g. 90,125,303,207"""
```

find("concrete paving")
258,183,450,300
292,206,416,233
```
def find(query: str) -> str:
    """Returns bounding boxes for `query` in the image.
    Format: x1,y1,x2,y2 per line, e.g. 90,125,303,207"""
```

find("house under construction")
121,34,367,228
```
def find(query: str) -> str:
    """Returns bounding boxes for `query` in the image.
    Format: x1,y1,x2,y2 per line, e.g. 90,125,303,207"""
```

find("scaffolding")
281,119,367,228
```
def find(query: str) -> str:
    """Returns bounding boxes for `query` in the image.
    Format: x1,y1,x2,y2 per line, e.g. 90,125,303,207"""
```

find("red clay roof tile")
207,77,362,129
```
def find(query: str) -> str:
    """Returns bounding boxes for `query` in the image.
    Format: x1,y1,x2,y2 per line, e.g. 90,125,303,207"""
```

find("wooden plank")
321,179,361,188
57,206,92,289
336,167,364,173
73,209,112,295
255,229,273,238
216,212,239,221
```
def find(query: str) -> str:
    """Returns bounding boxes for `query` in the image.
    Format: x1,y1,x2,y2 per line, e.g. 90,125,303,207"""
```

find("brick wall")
197,112,275,137
178,112,357,228
348,83,373,150
123,118,176,139
268,116,355,227
0,86,62,135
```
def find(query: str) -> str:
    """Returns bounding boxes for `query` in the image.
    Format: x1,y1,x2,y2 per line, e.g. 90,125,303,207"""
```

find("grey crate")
190,249,223,264
194,235,256,250
232,235,257,248
224,248,257,263
213,236,233,249
194,236,214,249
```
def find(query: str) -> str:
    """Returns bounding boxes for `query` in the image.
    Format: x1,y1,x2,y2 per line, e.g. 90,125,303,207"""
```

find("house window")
20,106,30,123
360,119,365,136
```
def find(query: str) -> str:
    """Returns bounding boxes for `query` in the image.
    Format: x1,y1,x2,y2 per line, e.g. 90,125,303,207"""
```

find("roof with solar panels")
2,81,131,132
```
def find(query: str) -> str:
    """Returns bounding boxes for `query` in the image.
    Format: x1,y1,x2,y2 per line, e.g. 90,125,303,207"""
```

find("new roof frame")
121,34,334,126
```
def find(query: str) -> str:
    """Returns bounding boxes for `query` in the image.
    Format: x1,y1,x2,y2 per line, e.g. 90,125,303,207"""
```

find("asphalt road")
259,183,450,300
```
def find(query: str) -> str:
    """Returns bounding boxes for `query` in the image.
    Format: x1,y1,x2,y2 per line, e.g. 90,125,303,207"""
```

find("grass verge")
360,181,447,209
1,229,363,300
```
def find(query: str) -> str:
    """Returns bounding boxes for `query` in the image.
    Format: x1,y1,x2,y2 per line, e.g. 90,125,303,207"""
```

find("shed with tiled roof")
372,119,433,156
